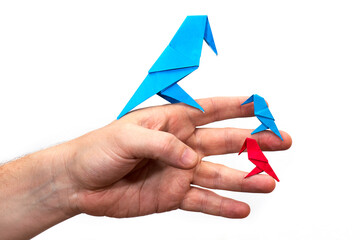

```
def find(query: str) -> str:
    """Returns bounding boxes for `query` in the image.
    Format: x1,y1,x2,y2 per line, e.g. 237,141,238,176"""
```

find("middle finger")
191,127,291,157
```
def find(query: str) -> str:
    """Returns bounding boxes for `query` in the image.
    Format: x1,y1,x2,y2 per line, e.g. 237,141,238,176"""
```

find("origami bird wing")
148,44,199,73
149,16,217,73
256,108,274,120
239,138,279,181
117,15,217,119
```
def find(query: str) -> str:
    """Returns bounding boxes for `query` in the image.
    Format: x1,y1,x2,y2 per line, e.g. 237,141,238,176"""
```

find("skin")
0,96,291,240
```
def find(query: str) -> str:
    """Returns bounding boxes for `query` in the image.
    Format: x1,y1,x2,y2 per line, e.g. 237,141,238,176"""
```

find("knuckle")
159,133,177,155
212,165,223,189
223,127,234,153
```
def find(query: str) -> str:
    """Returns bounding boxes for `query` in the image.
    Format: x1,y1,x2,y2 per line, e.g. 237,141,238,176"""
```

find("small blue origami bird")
117,15,217,119
242,94,283,141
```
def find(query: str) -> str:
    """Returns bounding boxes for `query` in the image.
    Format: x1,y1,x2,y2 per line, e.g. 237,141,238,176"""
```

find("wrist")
0,142,79,239
40,141,81,217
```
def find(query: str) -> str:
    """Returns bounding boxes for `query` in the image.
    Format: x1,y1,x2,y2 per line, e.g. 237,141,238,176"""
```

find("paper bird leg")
158,83,204,111
117,67,198,119
158,93,180,104
261,163,280,182
251,123,269,135
245,166,263,179
266,120,283,141
258,117,283,141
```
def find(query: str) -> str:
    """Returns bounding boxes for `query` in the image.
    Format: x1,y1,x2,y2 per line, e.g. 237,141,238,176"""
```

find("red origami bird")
238,138,280,182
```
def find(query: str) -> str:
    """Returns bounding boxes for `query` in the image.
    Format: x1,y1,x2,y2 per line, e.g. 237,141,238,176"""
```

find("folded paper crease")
117,15,217,119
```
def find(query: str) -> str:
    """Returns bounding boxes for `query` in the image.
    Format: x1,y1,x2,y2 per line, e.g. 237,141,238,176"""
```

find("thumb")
125,126,199,169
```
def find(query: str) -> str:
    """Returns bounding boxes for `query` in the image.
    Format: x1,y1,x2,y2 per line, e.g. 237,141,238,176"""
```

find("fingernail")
181,148,197,167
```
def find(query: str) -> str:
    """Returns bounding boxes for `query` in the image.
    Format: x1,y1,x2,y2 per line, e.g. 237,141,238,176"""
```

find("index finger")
186,96,254,126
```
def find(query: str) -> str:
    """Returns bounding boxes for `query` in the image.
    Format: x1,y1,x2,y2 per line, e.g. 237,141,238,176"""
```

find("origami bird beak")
204,17,218,55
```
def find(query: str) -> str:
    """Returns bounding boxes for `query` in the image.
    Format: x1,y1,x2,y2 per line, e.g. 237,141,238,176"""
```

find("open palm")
66,97,291,218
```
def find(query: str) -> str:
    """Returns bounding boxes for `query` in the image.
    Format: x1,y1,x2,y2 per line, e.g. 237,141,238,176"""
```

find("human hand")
65,96,291,218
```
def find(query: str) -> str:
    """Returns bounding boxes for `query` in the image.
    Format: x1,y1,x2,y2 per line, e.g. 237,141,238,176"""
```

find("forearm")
0,142,78,240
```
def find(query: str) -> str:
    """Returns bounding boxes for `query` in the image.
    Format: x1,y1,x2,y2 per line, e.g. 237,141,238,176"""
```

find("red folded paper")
239,138,279,182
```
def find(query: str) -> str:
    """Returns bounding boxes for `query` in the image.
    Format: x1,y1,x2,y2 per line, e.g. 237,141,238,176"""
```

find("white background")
1,1,359,239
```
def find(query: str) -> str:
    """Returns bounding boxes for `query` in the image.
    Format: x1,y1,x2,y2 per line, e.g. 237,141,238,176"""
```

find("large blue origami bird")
117,15,217,119
242,94,283,141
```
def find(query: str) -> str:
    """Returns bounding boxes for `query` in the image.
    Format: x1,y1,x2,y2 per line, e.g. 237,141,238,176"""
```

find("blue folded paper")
117,15,217,119
242,94,283,141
